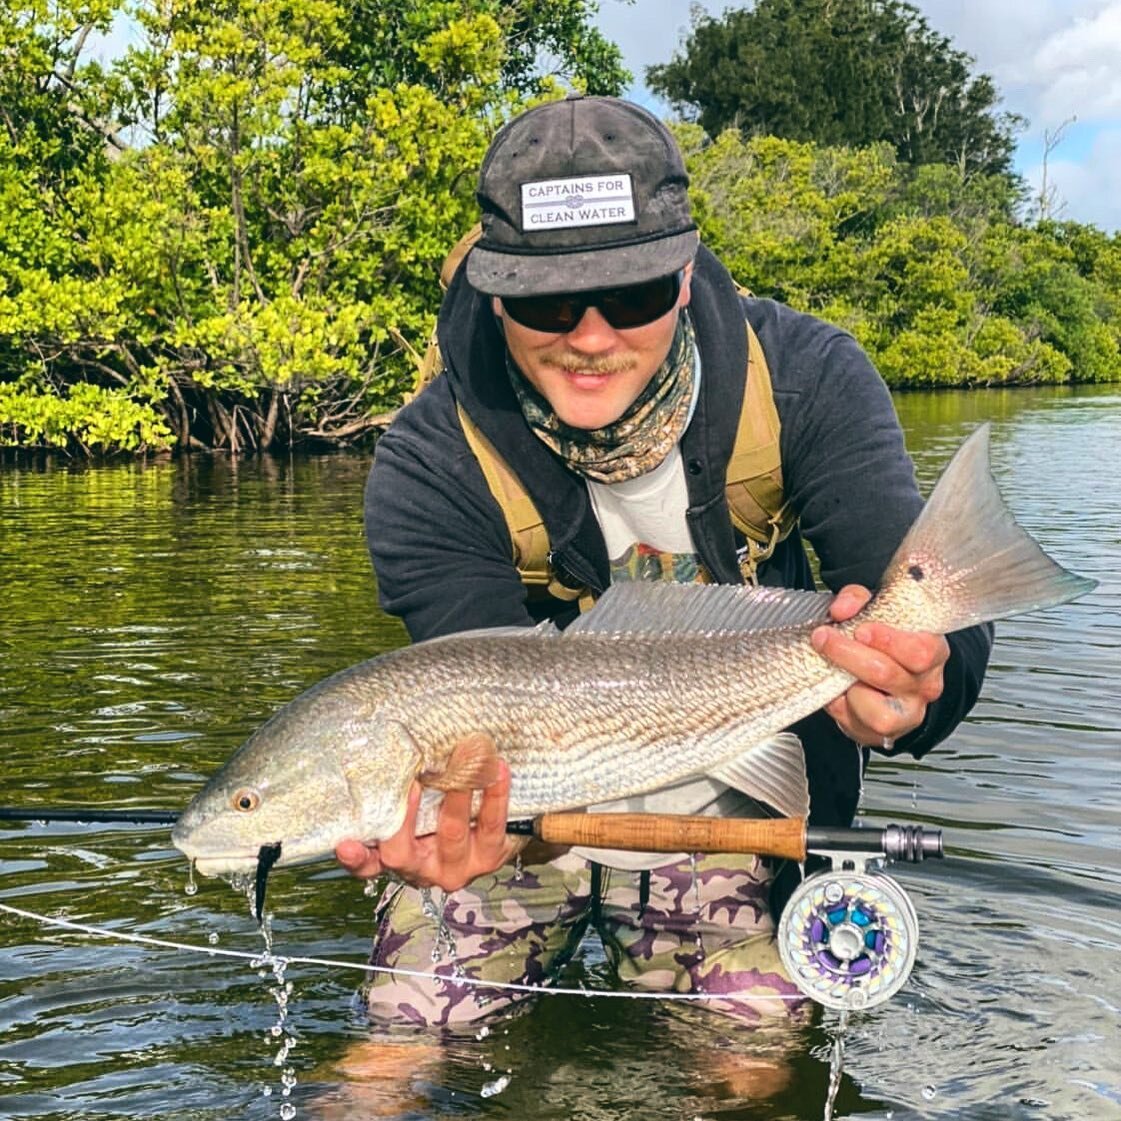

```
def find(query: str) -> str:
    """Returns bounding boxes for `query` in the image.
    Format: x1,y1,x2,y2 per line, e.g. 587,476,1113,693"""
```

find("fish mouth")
181,849,266,878
181,842,284,925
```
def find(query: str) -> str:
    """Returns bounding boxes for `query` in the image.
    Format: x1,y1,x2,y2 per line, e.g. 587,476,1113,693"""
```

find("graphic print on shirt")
608,541,709,584
588,445,710,587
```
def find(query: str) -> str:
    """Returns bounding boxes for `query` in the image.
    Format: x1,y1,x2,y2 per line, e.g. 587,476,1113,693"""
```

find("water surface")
1,387,1119,1120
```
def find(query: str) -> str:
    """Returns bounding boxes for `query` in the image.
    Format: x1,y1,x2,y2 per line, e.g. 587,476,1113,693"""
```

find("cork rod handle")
530,812,808,860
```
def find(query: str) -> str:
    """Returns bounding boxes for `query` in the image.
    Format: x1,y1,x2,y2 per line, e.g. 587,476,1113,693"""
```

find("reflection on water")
1,388,1119,1120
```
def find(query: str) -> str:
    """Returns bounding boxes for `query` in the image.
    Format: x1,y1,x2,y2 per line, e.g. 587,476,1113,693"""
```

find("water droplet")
922,1085,937,1101
475,1025,490,1039
480,1074,510,1098
279,1104,296,1120
261,1086,272,1097
270,1024,283,1037
207,931,219,945
419,887,459,962
822,1012,849,1121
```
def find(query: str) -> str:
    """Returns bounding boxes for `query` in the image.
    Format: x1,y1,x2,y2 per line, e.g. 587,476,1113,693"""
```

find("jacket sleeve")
364,382,533,642
757,303,993,760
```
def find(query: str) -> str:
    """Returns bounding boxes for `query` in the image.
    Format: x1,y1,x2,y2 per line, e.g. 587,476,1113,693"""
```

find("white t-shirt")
578,445,763,870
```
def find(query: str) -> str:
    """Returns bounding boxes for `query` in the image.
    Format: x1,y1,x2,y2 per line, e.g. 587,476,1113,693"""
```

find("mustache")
540,352,639,376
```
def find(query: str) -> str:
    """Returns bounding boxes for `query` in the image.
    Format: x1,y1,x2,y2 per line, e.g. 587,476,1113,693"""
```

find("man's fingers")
829,684,920,742
374,781,423,870
335,752,521,893
435,787,474,866
476,761,510,832
813,627,913,695
474,761,512,862
334,838,384,879
828,584,872,622
853,622,950,679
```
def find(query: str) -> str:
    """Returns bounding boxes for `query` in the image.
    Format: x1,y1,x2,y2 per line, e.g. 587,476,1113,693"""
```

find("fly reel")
778,826,940,1010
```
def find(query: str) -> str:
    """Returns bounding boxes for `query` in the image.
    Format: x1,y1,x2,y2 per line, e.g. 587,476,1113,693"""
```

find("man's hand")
811,584,950,748
334,759,526,892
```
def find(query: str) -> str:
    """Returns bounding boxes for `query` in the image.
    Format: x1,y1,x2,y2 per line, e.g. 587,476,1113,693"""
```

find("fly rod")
507,813,942,862
0,806,941,862
0,808,180,824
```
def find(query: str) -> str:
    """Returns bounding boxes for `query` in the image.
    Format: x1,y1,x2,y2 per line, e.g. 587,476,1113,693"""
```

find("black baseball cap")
466,94,699,297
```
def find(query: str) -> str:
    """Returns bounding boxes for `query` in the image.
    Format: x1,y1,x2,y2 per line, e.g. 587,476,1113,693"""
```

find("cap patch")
521,174,635,231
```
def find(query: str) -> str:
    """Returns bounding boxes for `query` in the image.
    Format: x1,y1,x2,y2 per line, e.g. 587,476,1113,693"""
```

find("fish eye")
233,789,260,813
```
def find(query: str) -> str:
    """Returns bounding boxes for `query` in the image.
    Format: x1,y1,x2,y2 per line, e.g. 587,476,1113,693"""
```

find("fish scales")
358,627,848,815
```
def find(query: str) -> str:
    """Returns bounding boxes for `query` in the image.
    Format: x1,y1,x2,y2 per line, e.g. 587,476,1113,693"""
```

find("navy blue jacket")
365,245,992,828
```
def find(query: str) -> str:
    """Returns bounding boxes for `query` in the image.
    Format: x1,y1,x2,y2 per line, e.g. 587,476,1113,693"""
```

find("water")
1,387,1119,1120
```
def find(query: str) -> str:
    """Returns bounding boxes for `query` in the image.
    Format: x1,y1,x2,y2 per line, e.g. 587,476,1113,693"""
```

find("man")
338,94,992,1025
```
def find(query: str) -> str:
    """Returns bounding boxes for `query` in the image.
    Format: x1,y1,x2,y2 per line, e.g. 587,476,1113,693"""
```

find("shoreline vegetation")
2,0,1119,457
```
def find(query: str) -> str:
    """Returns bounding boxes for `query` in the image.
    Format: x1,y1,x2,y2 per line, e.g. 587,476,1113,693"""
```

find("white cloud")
1023,128,1121,230
1028,4,1121,124
873,1,1121,129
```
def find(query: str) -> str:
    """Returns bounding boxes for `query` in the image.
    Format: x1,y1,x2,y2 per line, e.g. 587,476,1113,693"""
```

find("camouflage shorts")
362,851,803,1028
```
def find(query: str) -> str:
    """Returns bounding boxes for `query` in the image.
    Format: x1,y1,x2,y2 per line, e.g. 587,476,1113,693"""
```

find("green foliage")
649,0,1022,178
0,376,173,451
315,0,628,121
0,0,1117,456
0,0,626,454
684,129,1121,388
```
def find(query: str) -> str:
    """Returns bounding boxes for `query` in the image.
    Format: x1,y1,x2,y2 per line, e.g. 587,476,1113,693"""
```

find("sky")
594,0,1121,233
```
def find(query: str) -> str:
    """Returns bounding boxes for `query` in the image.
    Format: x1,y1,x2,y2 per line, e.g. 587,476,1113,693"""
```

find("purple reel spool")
778,870,920,1010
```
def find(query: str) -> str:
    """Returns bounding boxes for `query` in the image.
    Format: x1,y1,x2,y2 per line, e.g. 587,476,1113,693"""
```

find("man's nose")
564,305,618,352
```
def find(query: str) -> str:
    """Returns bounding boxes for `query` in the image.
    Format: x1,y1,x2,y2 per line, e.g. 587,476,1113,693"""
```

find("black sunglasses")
501,270,684,333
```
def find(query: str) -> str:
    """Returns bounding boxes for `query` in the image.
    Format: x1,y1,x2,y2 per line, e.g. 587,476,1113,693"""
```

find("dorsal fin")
564,581,834,638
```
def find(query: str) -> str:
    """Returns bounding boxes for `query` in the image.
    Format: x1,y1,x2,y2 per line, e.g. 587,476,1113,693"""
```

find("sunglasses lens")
501,271,682,333
501,293,584,332
598,272,682,328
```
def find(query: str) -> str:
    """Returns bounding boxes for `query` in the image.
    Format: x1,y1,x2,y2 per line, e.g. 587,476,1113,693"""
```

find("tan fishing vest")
414,226,797,595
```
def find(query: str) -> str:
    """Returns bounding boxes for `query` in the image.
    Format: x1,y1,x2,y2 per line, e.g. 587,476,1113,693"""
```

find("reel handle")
806,824,943,862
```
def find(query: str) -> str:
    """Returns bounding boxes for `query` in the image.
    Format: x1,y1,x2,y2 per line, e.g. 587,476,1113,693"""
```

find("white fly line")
0,900,806,1003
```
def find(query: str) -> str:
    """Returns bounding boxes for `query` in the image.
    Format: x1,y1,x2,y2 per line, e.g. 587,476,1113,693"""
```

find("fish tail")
868,425,1096,633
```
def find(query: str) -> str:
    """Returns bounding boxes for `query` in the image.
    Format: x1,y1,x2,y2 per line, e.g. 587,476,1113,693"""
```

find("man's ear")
491,295,506,333
679,261,694,308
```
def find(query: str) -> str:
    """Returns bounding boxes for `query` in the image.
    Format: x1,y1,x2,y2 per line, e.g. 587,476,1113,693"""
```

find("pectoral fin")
418,732,501,792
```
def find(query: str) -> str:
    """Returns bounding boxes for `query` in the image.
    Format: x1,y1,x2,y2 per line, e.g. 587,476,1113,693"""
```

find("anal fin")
707,731,809,820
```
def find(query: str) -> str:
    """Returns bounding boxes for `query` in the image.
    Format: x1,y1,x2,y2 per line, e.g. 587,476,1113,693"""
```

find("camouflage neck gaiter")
507,310,697,484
